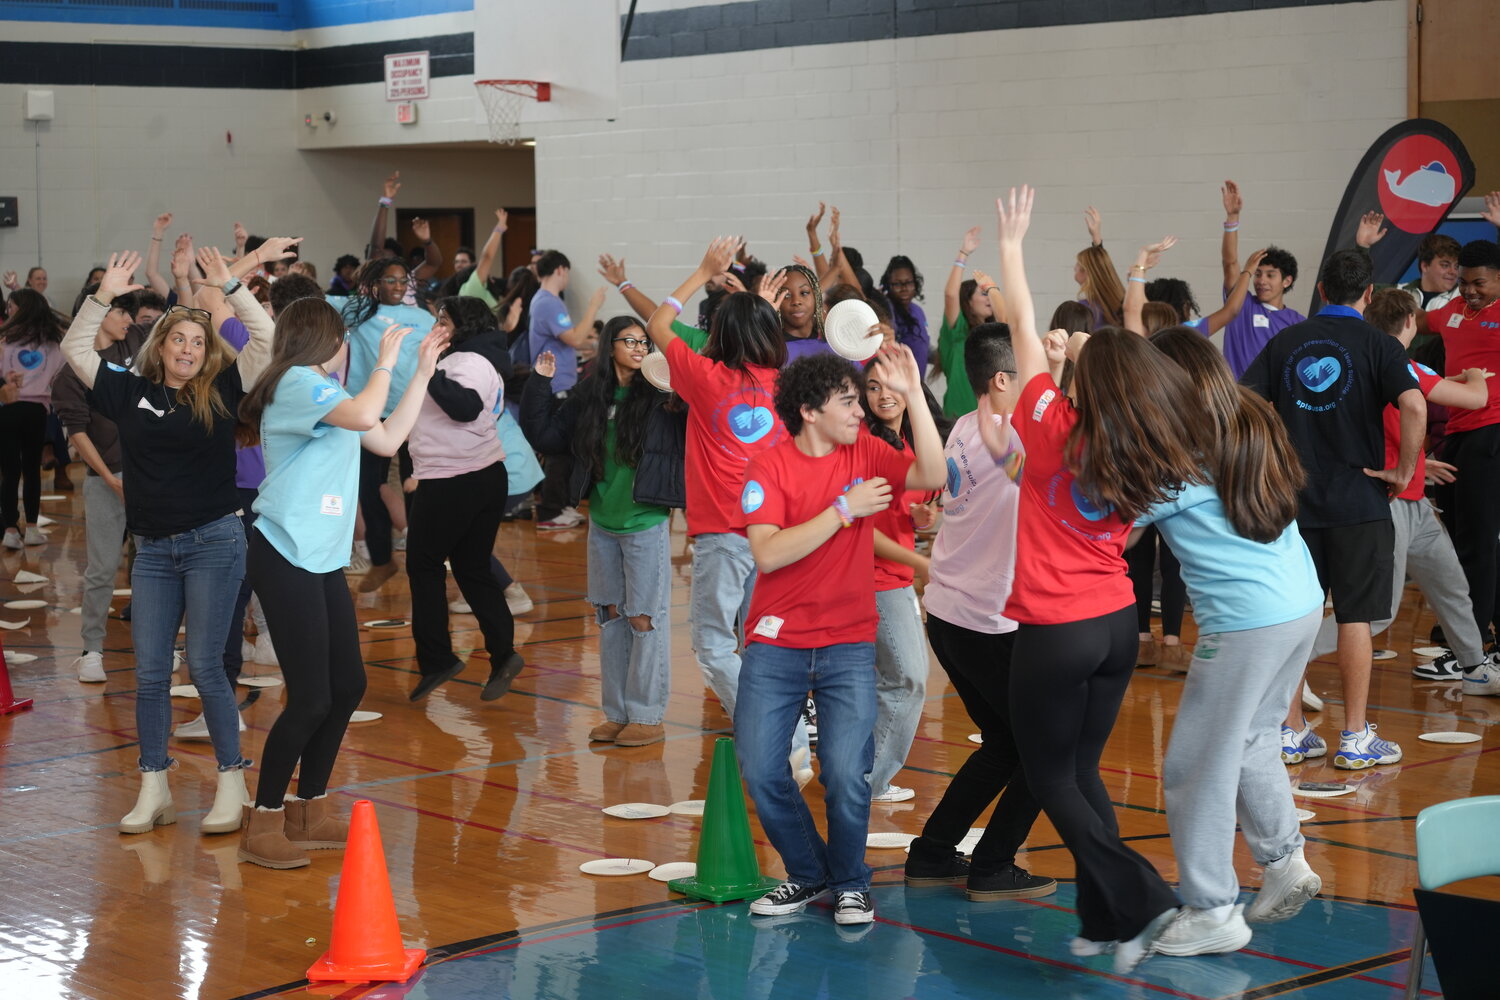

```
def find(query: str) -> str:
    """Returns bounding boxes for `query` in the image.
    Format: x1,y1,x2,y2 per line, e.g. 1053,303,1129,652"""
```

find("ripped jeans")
587,518,672,725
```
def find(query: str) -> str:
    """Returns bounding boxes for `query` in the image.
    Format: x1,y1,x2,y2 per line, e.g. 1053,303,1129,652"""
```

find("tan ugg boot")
237,806,310,869
283,794,349,849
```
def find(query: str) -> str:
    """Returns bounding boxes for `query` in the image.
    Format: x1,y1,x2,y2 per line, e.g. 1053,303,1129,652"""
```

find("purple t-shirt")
1222,293,1305,379
221,316,267,489
784,337,835,364
892,301,929,373
528,288,578,393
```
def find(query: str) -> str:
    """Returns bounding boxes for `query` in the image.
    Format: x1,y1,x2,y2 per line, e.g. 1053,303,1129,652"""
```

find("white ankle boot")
120,771,175,834
201,769,250,835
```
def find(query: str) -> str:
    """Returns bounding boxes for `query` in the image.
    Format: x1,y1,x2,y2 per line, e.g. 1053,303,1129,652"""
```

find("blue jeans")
871,586,927,795
587,519,672,725
735,641,877,892
131,512,247,772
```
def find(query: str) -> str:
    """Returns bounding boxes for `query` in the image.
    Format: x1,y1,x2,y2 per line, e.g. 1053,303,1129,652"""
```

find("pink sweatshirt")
409,351,506,480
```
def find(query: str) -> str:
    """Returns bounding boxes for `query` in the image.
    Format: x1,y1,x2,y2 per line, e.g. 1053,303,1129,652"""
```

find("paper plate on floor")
13,570,46,584
40,495,65,502
35,515,54,527
362,619,408,629
237,676,282,688
349,710,383,723
169,684,199,698
3,600,46,610
824,299,882,361
1412,646,1447,658
602,802,671,820
866,832,917,849
640,351,672,392
1293,783,1354,798
6,652,36,664
648,862,696,882
1372,649,1397,660
668,800,706,817
0,619,28,630
967,734,983,745
956,828,985,855
1418,731,1481,744
1296,809,1316,822
579,858,654,876
113,588,132,597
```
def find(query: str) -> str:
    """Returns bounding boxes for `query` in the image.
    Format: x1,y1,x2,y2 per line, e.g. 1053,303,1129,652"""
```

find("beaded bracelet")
664,296,683,315
811,248,824,257
832,495,854,528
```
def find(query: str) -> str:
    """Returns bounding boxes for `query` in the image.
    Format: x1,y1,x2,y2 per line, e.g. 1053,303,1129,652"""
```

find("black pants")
1125,526,1186,636
247,531,367,808
357,444,413,567
407,462,515,676
1010,605,1178,942
1436,423,1500,640
0,401,47,528
536,453,574,523
916,615,1041,871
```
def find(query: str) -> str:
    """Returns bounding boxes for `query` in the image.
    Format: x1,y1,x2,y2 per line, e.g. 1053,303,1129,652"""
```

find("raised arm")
199,239,301,388
475,208,507,285
366,171,399,260
599,254,657,321
1221,180,1242,293
411,217,441,280
1201,248,1267,334
872,344,944,491
144,212,173,297
805,203,834,283
995,187,1046,385
944,227,981,326
826,206,860,291
1122,236,1178,336
556,286,606,349
647,237,741,352
1354,211,1388,250
361,328,451,456
64,252,142,388
324,323,412,432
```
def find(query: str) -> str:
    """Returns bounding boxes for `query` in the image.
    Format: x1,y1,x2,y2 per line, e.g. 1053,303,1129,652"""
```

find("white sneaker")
241,639,256,663
505,582,534,615
537,507,585,531
1154,905,1252,956
449,599,472,614
252,635,278,667
1246,847,1321,923
790,746,814,789
75,651,106,683
1113,908,1180,975
23,526,45,546
173,711,247,740
1463,658,1500,697
392,530,408,552
172,650,185,676
872,785,915,803
346,550,372,575
1301,682,1323,713
1,529,21,551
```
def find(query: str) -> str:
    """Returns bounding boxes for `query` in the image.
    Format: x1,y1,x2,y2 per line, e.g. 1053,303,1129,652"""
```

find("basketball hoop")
475,79,551,145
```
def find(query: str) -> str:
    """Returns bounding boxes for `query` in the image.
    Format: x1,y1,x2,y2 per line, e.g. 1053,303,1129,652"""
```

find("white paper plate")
169,684,199,698
668,800,705,816
40,495,65,502
1296,808,1316,822
1372,649,1397,660
866,832,917,849
579,857,654,876
825,299,882,361
1418,731,1481,744
237,676,282,688
1412,646,1448,658
0,619,28,630
362,619,408,629
349,710,383,723
6,652,37,664
113,588,132,597
967,734,983,745
3,600,46,610
640,351,672,392
35,516,54,527
1293,784,1354,798
956,828,985,855
602,802,671,820
13,571,46,584
648,862,697,882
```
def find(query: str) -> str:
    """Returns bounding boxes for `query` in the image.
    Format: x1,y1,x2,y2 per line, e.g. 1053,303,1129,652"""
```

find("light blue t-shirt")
1136,481,1322,634
329,295,434,418
528,288,578,392
253,367,360,574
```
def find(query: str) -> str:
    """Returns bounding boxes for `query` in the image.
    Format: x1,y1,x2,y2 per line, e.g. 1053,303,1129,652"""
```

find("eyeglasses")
888,279,916,289
614,337,653,351
165,304,212,324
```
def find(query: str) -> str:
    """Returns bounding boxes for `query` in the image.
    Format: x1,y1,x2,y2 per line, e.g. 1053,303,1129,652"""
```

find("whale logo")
740,479,765,514
1070,481,1110,522
1383,161,1456,208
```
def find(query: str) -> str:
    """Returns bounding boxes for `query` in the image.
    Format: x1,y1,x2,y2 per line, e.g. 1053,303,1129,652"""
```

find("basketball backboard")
472,0,621,128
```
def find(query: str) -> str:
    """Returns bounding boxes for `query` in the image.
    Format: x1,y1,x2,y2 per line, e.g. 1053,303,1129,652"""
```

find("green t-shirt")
459,270,499,309
938,312,976,418
589,385,671,534
673,320,708,353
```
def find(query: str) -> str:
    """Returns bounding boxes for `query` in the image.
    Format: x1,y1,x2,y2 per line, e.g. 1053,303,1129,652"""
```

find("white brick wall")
538,1,1408,330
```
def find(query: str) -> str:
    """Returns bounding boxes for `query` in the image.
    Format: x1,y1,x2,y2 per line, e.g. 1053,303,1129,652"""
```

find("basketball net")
475,80,550,145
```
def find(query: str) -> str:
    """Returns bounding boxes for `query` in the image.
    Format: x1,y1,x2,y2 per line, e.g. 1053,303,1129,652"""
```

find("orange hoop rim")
474,79,551,102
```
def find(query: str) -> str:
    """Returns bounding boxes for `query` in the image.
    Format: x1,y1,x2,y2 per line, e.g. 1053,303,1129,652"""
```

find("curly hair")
774,352,857,436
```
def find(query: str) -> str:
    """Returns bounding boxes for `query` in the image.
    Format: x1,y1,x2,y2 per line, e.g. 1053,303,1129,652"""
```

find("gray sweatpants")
1308,497,1485,667
80,474,127,653
1164,607,1320,910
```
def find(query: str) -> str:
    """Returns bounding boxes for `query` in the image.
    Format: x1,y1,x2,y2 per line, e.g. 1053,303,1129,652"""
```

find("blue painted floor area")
359,883,1438,1000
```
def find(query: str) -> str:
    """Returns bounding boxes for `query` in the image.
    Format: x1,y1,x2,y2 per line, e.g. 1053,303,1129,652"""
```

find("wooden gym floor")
0,486,1495,999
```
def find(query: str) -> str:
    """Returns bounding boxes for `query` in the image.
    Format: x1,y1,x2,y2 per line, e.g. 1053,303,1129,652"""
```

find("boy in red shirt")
735,347,944,927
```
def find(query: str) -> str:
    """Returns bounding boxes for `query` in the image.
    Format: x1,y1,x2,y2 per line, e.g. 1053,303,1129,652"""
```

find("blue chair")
1404,795,1500,999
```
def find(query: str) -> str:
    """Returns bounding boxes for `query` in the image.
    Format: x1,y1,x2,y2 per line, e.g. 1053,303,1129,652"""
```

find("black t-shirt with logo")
1241,309,1417,529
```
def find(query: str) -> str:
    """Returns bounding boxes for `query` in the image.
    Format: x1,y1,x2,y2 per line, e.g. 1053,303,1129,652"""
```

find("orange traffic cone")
0,635,32,716
306,800,424,983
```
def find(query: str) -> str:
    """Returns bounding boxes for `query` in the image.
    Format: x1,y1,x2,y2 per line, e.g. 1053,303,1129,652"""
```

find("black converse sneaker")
749,881,827,916
967,864,1058,901
1412,651,1463,681
833,890,875,925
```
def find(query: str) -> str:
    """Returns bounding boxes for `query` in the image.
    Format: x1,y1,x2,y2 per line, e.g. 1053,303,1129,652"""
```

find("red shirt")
1430,297,1500,435
736,429,914,648
667,337,788,536
1003,374,1134,626
872,477,928,591
1384,361,1441,502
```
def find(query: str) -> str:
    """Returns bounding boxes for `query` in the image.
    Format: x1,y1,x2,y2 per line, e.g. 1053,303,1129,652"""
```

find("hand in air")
959,226,981,257
1356,211,1388,248
153,212,173,236
598,254,627,285
383,170,401,200
1043,329,1069,368
869,344,921,399
416,327,451,377
1221,179,1243,218
98,252,145,300
975,395,1018,462
995,186,1035,247
254,236,304,265
806,202,826,235
697,236,744,279
194,246,233,285
375,323,413,370
1084,206,1103,245
1136,235,1177,271
758,268,788,309
534,350,557,379
411,217,431,244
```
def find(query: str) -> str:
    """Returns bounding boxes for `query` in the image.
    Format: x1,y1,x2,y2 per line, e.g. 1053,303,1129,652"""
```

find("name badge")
753,615,784,639
1252,314,1271,328
321,494,344,517
1448,313,1464,329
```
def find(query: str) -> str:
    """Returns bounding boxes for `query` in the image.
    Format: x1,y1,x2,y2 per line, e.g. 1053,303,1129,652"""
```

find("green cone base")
666,737,779,903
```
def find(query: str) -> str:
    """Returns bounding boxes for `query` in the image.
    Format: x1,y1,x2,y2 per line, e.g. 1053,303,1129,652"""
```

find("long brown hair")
1149,326,1304,542
1076,245,1124,326
137,311,237,430
238,298,347,436
1065,326,1210,521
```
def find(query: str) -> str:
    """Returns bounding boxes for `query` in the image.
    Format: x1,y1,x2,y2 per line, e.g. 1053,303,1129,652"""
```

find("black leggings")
0,401,47,528
247,531,367,808
357,444,413,568
917,615,1041,871
1125,526,1186,637
1010,605,1178,942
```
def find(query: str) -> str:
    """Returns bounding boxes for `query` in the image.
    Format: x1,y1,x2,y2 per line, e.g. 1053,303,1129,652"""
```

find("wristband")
493,226,505,234
953,259,968,269
811,248,824,257
1128,276,1146,284
379,196,394,207
616,281,634,293
221,279,242,296
150,236,163,242
1223,221,1240,232
832,495,854,528
979,284,998,295
372,366,393,377
664,296,683,315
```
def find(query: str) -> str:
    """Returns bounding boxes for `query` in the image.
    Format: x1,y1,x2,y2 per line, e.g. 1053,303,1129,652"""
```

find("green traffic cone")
669,737,781,903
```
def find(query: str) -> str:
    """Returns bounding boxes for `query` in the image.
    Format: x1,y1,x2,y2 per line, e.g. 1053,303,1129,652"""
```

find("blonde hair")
137,311,236,430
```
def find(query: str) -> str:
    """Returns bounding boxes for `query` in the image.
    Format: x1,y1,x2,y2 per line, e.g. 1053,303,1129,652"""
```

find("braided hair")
780,262,825,341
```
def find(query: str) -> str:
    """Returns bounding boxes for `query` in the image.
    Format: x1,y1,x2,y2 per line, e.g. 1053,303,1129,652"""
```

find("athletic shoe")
1280,724,1326,764
449,599,472,614
1246,847,1321,922
75,651,106,683
1154,905,1252,956
790,746,814,788
966,864,1057,901
749,881,827,916
252,635,278,667
23,526,45,546
1413,651,1463,681
1334,723,1402,769
1301,682,1324,713
802,696,819,746
903,841,971,886
1069,937,1116,957
481,652,525,702
537,507,584,531
410,659,465,702
505,582,534,615
1114,908,1179,975
1462,658,1500,697
174,711,246,739
833,891,875,925
1,529,21,551
392,530,407,552
872,785,915,803
241,639,256,663
345,551,371,575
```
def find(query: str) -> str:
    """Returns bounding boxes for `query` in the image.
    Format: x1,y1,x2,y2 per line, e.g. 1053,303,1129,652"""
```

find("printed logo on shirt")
1043,469,1117,542
728,403,775,444
105,362,127,373
752,615,784,639
320,494,344,517
945,457,961,499
1447,313,1463,329
1031,388,1056,422
17,350,43,370
1281,338,1354,412
740,479,765,514
136,397,165,418
710,386,785,458
1409,361,1438,379
312,383,340,405
556,311,573,329
1069,482,1111,522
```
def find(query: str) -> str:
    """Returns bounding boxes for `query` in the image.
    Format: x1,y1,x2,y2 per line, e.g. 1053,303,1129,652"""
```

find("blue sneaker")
1280,724,1326,764
1334,723,1402,769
